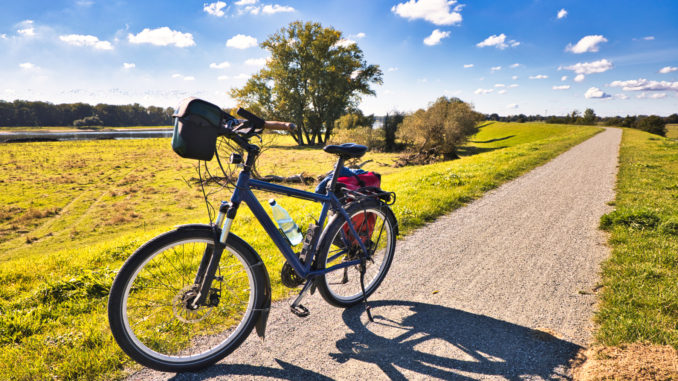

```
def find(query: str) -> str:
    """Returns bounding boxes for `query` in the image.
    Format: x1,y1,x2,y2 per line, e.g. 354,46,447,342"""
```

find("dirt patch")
572,343,678,380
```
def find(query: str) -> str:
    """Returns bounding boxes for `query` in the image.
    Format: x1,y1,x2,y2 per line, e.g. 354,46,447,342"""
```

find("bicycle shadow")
167,359,334,381
330,300,581,380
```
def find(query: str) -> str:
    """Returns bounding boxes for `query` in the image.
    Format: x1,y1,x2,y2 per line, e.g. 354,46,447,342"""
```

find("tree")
383,111,405,152
582,108,596,125
635,115,666,136
334,110,375,130
230,21,383,146
73,115,103,128
397,97,482,159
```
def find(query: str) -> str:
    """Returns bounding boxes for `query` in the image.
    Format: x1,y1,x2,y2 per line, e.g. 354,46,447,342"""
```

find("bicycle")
107,99,398,372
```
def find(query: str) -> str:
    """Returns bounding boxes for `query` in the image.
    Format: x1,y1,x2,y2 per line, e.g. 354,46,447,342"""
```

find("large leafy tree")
230,21,383,146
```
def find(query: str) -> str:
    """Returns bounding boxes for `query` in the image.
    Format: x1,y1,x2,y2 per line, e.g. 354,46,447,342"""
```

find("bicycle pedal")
290,304,309,317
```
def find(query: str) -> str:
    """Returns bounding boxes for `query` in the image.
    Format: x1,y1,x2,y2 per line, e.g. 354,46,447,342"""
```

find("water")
0,129,173,143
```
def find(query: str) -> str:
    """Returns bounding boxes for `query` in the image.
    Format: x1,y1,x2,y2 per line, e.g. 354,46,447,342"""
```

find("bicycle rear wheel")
315,199,397,307
108,226,267,372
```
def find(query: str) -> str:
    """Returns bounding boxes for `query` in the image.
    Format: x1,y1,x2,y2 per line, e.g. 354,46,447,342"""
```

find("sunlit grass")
0,122,601,379
596,128,678,349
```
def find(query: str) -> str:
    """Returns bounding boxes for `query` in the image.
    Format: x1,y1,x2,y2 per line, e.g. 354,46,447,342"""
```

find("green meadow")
597,128,678,349
0,122,601,379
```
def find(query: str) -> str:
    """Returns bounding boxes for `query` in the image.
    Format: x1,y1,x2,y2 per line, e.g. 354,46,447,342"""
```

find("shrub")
329,126,384,150
635,115,666,136
397,97,482,159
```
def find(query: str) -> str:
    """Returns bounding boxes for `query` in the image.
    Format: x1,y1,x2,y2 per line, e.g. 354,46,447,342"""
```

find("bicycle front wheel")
108,226,267,372
315,199,397,308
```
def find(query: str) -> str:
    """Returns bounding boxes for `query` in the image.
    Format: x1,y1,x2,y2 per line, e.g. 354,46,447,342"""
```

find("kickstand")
359,258,374,322
290,280,313,317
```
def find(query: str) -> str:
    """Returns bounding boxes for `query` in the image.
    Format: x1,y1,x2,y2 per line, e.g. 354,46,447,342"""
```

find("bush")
329,126,384,150
397,97,482,159
73,115,103,128
635,115,666,136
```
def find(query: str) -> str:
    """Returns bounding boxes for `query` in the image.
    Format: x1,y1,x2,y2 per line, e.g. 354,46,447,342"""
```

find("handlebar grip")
236,107,265,129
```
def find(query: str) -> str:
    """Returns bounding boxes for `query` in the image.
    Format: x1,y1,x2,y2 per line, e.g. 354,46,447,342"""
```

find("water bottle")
269,199,303,246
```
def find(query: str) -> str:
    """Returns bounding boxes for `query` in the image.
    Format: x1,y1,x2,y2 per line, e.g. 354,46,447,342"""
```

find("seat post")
326,156,345,194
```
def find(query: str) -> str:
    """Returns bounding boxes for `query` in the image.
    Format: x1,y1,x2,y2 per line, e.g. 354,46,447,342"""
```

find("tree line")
485,109,677,136
0,100,173,127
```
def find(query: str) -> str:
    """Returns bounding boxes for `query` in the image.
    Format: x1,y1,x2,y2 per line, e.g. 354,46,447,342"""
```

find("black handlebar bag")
172,97,230,161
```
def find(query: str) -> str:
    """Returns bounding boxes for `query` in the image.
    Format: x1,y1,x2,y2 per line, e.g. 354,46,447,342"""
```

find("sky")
1,0,677,117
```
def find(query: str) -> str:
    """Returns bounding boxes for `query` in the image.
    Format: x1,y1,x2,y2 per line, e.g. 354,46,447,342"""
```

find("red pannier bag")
337,172,380,246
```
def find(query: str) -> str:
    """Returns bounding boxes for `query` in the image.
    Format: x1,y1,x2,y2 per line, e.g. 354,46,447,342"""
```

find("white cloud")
584,87,611,99
171,74,182,78
560,59,613,74
355,32,366,39
565,35,607,54
19,62,37,70
509,83,519,88
17,20,35,37
59,34,114,50
172,73,195,81
557,8,567,19
474,88,494,95
234,73,250,80
0,34,7,39
490,66,501,72
659,66,678,74
609,78,678,92
262,4,295,14
217,75,229,81
636,92,666,99
494,83,505,87
183,76,195,81
226,34,257,49
463,64,474,68
128,27,195,47
529,74,548,79
615,93,629,100
204,1,227,17
506,103,518,109
423,29,450,46
122,62,135,69
643,36,655,41
388,67,399,72
561,75,568,81
509,63,521,68
335,38,356,48
245,57,267,66
235,0,258,5
574,74,585,82
511,75,518,80
498,89,507,94
391,0,463,26
552,85,570,90
209,61,231,69
476,33,519,49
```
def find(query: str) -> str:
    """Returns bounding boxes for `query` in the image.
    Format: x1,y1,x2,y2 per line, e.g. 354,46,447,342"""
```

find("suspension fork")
190,201,239,308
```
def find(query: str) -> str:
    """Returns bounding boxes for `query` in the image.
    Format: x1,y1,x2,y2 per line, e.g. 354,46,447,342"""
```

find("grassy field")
666,123,678,139
0,122,601,379
597,128,678,348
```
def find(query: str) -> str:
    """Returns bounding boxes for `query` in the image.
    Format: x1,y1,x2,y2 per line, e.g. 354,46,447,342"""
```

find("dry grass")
572,343,678,380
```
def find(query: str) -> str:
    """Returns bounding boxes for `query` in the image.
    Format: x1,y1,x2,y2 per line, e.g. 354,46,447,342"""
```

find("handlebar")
219,107,296,152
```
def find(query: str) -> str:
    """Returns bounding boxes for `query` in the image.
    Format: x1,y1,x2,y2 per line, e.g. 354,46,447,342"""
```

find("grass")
0,122,601,379
595,128,678,349
666,124,678,139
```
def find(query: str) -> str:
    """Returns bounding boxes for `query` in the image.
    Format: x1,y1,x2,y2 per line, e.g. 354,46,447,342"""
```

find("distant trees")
334,110,375,130
73,115,104,128
582,108,596,125
0,100,173,127
635,115,667,136
230,21,382,146
383,111,405,152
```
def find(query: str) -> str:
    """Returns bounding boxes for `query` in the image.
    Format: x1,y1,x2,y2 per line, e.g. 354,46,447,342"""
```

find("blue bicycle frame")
214,166,370,280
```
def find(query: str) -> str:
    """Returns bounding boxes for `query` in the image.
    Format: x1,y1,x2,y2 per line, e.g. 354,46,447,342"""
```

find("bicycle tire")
108,226,268,372
315,199,397,308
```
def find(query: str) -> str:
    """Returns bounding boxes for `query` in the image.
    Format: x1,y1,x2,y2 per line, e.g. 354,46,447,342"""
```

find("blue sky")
1,0,677,116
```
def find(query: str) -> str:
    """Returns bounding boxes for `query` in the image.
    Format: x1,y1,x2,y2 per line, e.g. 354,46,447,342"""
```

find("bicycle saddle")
323,143,367,159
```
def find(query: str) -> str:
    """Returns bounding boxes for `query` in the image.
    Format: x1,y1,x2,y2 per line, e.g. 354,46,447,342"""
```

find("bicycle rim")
120,237,255,364
322,207,394,303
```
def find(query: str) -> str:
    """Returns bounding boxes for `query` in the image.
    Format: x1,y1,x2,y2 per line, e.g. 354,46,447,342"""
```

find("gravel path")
129,128,621,380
